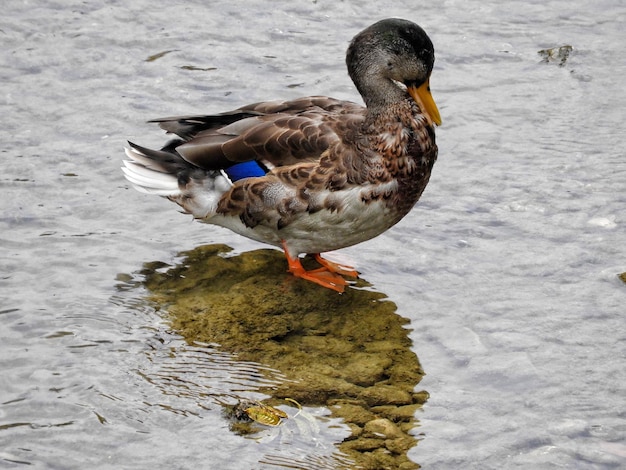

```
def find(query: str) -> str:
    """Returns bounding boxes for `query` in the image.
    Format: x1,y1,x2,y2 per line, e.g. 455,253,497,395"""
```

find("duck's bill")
408,79,441,126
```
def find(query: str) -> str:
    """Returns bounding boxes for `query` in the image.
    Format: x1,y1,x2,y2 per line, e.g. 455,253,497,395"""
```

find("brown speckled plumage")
123,19,441,292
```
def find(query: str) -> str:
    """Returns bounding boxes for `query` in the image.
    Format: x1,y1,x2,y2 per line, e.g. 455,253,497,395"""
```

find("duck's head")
347,18,441,126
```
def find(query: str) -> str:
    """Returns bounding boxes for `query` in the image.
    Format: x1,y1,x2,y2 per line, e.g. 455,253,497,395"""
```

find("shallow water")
1,0,625,468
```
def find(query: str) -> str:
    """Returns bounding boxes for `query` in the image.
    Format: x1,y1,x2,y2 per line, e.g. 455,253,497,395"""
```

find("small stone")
329,402,376,426
359,385,413,406
399,422,417,434
342,437,385,452
385,435,415,454
382,403,422,422
364,418,402,439
412,390,430,404
370,405,396,416
346,423,363,439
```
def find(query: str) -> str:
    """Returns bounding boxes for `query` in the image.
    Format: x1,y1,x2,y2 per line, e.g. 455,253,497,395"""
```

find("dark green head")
346,18,439,122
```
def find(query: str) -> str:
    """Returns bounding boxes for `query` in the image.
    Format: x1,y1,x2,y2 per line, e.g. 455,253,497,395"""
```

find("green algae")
142,244,427,469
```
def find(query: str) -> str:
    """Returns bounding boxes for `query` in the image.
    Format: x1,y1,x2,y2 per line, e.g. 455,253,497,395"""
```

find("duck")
122,18,441,293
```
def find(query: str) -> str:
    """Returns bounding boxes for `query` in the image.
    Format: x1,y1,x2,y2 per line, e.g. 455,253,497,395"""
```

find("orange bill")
408,79,441,126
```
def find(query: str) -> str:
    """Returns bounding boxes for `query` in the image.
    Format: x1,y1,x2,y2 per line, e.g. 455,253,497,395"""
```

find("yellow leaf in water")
244,403,287,426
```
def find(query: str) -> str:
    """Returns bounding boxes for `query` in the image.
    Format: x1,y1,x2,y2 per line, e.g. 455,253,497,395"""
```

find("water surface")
1,0,625,468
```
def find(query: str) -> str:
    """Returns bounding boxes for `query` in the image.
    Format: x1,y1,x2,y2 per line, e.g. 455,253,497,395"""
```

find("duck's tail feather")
122,141,230,219
122,142,184,195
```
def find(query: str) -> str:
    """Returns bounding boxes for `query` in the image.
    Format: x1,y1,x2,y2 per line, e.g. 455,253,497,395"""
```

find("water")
1,0,625,468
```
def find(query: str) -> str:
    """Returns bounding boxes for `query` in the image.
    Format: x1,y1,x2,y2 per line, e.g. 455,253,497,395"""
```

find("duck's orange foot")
282,243,353,293
313,254,359,278
289,263,348,293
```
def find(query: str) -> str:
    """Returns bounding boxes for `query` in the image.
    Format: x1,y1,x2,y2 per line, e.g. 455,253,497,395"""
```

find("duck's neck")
347,48,409,112
356,73,408,112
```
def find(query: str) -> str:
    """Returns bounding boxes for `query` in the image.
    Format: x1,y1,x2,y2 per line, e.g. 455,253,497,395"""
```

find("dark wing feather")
148,110,264,140
148,96,365,171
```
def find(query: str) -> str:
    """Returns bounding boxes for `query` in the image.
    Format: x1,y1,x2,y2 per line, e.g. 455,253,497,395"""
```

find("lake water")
1,0,625,468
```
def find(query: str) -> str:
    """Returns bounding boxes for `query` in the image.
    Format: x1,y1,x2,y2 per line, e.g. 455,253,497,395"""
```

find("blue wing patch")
223,161,267,182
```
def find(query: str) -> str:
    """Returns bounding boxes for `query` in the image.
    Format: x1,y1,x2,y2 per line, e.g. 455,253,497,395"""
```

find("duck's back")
149,97,366,172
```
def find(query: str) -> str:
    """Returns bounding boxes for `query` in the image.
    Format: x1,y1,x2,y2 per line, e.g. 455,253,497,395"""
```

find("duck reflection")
140,244,428,470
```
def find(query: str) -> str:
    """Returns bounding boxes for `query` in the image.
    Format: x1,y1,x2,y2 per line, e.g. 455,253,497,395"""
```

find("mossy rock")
142,244,426,469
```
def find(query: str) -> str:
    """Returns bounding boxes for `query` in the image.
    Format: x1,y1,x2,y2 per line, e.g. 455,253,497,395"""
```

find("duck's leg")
282,241,347,293
313,254,359,278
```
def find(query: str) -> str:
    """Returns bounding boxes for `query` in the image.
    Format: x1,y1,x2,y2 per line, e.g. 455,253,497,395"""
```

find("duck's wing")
149,97,365,171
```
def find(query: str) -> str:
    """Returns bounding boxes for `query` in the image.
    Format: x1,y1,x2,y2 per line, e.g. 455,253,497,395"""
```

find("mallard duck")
123,18,440,293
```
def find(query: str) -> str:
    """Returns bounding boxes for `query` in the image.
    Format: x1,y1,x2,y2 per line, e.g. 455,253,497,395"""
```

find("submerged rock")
538,45,573,67
142,244,426,469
